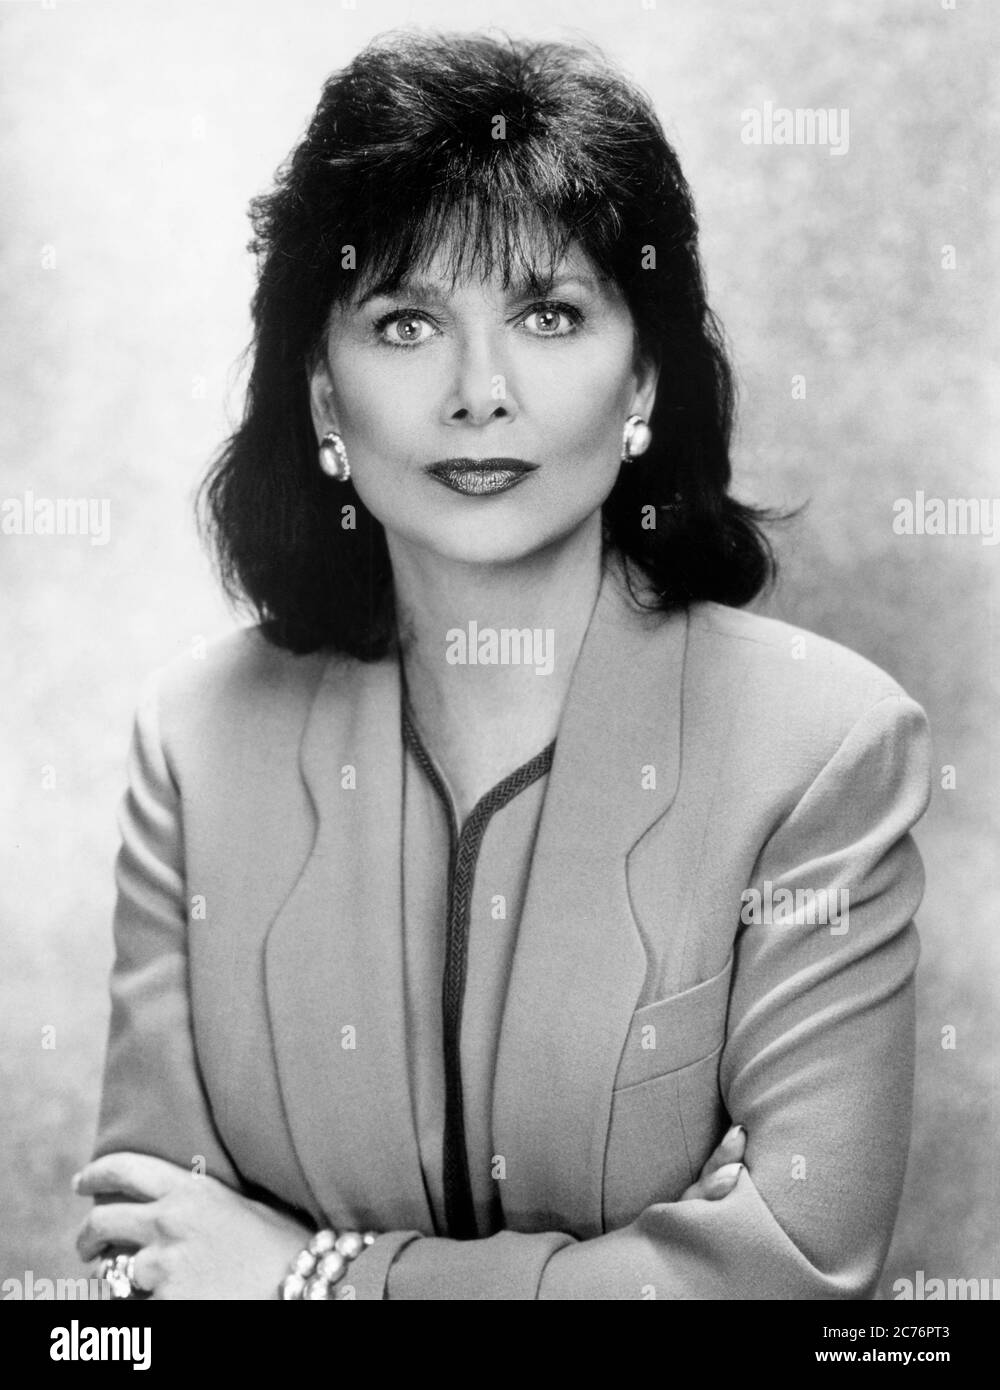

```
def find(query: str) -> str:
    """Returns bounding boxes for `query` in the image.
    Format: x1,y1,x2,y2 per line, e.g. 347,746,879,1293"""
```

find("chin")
425,535,550,569
412,516,579,570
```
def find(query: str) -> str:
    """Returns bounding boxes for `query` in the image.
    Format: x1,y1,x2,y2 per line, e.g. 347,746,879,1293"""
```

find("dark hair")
196,30,777,657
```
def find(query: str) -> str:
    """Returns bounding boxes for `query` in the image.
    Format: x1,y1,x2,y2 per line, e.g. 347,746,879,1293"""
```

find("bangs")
340,192,585,307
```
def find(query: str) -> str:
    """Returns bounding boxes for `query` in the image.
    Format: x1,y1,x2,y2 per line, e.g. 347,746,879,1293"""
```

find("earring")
622,414,652,462
319,431,351,483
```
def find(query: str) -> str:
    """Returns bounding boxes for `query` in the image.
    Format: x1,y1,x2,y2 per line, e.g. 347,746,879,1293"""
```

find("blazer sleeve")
90,667,243,1186
347,691,932,1300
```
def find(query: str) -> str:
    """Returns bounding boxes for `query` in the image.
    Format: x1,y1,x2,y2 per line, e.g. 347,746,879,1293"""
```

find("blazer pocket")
602,957,734,1231
613,951,735,1091
603,1046,728,1229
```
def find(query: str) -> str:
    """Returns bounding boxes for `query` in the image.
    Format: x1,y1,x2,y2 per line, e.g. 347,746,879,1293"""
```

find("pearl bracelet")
279,1228,377,1300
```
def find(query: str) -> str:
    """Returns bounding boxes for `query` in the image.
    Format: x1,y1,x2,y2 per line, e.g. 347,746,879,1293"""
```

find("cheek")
530,348,634,456
327,351,423,451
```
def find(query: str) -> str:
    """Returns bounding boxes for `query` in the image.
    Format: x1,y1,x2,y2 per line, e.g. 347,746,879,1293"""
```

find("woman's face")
309,237,658,568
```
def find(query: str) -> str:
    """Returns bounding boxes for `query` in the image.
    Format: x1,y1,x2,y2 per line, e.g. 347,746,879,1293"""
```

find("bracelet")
279,1228,376,1300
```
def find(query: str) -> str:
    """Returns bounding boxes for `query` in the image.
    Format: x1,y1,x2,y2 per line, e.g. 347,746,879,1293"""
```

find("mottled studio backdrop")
1,0,995,1298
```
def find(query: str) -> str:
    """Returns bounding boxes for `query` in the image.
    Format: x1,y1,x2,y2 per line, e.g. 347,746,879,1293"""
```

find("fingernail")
732,1124,746,1141
70,1171,82,1192
715,1162,743,1184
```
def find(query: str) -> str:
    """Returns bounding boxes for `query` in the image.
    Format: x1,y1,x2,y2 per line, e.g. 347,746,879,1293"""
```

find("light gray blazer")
93,563,931,1299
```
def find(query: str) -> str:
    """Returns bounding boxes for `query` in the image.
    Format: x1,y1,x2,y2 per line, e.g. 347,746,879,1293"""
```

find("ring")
100,1251,145,1300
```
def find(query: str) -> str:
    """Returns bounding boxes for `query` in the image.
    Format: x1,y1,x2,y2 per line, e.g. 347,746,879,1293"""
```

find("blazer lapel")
491,561,689,1238
264,650,435,1232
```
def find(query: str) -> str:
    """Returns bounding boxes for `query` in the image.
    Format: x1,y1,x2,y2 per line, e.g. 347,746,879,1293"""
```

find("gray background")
1,0,995,1299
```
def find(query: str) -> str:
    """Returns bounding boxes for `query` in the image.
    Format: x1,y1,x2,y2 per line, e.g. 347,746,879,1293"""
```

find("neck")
387,518,607,737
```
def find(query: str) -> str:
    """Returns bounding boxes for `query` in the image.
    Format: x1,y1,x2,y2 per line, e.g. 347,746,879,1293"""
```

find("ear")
307,345,339,442
629,352,660,424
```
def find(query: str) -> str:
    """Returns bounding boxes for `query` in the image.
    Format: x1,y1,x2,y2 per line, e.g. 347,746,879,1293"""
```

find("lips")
425,457,538,497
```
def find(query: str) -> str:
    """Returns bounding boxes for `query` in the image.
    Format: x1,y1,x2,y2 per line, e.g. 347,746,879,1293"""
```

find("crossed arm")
76,676,931,1299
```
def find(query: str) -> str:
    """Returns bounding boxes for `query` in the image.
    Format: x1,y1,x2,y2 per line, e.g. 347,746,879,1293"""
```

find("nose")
441,331,519,427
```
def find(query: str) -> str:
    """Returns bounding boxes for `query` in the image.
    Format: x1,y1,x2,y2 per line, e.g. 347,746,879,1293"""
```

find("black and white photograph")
1,0,995,1357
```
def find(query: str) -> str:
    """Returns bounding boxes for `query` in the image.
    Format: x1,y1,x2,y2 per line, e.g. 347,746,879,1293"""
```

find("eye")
520,301,582,338
373,310,439,348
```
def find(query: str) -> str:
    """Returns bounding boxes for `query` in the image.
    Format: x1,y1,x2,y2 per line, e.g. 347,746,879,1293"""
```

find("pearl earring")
622,414,652,462
319,431,351,483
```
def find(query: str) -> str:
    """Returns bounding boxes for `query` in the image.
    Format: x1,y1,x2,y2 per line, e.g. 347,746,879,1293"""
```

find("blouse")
400,697,555,1241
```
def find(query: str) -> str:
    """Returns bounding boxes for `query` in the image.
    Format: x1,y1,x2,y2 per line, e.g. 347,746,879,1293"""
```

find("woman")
74,31,931,1300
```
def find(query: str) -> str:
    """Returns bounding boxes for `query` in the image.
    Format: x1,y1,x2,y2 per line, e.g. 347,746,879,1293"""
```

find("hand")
679,1123,746,1201
73,1152,312,1299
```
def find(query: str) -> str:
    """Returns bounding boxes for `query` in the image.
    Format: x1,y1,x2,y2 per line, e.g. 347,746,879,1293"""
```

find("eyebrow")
355,272,604,308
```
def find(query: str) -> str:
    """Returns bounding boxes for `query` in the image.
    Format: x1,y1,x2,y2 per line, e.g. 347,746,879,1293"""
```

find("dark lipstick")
424,458,538,497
